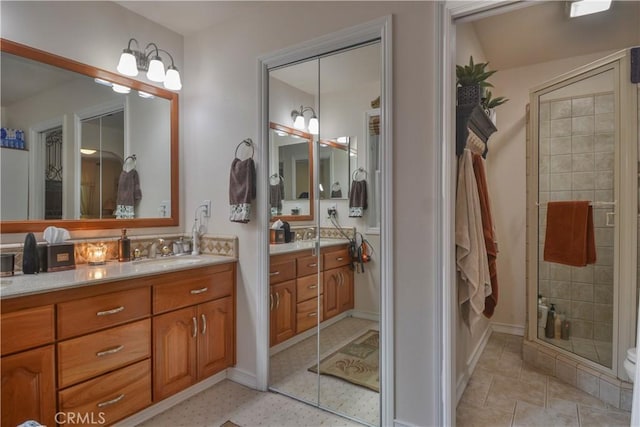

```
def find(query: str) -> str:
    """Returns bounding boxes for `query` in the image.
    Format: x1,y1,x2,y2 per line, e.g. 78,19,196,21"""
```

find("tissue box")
270,229,285,244
45,243,75,272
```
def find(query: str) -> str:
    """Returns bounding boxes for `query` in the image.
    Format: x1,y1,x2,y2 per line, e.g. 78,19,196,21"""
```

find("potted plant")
456,56,496,106
481,90,509,125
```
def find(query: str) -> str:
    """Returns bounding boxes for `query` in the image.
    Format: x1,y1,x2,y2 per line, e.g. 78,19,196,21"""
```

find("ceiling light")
568,0,612,17
80,148,97,155
291,105,319,135
116,38,182,91
336,136,348,144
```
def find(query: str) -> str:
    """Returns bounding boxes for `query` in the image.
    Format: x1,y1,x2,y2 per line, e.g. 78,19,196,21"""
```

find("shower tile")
536,347,557,375
593,303,613,323
594,189,613,203
595,93,614,114
571,265,593,282
522,342,538,365
550,154,572,173
539,262,550,280
572,96,594,116
552,299,572,317
550,191,572,201
571,153,594,172
550,264,572,281
594,132,614,153
592,209,607,227
598,378,620,407
579,406,630,427
571,172,594,190
571,190,594,201
540,137,550,155
595,171,613,190
572,135,594,153
550,172,572,191
572,116,594,135
571,320,594,339
548,376,607,409
540,121,551,138
550,281,572,299
595,246,613,266
594,266,613,284
593,285,613,304
594,152,614,171
571,301,594,321
539,280,550,298
551,119,572,137
539,191,550,204
540,155,550,173
595,113,615,133
551,99,572,119
555,356,578,386
593,323,612,342
594,227,614,247
621,387,633,412
571,283,594,302
540,102,550,122
550,136,572,154
577,366,600,397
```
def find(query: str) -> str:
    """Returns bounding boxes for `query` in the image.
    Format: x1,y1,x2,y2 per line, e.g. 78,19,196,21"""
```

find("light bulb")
117,50,138,76
112,84,131,94
569,0,611,17
293,114,305,130
164,67,182,91
146,56,165,82
308,116,319,135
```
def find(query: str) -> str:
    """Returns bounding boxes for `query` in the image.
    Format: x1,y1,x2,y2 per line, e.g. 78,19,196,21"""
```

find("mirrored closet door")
267,40,383,426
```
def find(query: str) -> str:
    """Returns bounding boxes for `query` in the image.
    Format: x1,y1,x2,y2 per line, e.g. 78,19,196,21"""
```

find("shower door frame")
526,49,638,379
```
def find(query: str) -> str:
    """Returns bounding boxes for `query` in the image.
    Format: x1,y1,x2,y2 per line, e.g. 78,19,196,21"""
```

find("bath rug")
220,421,241,427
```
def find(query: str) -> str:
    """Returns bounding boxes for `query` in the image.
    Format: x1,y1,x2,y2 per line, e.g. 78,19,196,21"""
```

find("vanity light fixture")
117,38,182,91
112,83,131,94
567,0,612,17
80,148,97,155
291,105,319,135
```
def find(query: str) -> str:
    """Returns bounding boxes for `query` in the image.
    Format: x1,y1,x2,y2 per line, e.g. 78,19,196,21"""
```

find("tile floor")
457,332,631,426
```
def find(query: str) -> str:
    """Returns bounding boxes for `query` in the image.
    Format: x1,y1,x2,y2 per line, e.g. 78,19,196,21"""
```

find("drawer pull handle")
308,285,318,289
96,345,124,357
308,312,317,317
275,291,280,309
97,393,125,408
336,257,344,261
201,314,207,335
96,306,125,316
190,287,208,295
270,293,274,311
270,271,280,276
308,263,317,268
192,317,198,338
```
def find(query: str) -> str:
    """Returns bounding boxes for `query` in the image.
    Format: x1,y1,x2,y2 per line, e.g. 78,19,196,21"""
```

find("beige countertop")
269,238,350,255
0,254,236,299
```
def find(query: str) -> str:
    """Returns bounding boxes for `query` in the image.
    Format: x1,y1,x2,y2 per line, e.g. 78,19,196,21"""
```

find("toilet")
624,347,637,382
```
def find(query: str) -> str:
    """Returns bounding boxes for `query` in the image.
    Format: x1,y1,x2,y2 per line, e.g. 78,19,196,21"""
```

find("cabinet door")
323,269,341,320
270,280,296,346
1,345,55,427
197,297,234,379
337,266,354,313
153,306,197,401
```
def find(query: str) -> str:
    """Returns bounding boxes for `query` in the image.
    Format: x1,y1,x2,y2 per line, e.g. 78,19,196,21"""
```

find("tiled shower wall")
538,92,615,365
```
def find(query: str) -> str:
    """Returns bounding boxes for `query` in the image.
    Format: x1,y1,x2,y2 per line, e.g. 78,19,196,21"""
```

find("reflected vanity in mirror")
318,136,356,200
0,39,178,232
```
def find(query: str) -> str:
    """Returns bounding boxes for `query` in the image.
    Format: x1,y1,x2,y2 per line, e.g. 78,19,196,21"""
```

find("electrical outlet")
159,200,170,217
202,200,212,218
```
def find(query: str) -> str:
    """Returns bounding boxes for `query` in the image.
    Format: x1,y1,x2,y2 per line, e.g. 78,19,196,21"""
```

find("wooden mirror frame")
269,122,314,222
0,39,179,233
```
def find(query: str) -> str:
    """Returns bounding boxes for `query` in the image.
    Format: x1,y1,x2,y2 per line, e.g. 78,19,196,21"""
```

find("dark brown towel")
472,154,499,318
348,179,368,217
229,157,256,223
543,201,596,266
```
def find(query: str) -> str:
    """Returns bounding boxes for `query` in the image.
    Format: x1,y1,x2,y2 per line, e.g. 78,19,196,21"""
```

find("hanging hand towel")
229,157,256,223
472,153,499,318
115,169,142,219
269,181,283,215
349,179,368,217
543,201,596,266
456,149,491,330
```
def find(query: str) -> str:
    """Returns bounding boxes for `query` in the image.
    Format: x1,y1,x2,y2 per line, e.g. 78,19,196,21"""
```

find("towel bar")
535,200,616,207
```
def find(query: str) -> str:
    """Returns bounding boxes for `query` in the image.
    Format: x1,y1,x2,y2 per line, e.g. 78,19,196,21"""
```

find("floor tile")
578,405,631,427
457,400,514,427
513,400,578,427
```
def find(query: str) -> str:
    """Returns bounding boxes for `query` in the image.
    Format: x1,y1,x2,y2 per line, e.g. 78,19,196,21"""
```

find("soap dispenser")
545,304,556,338
118,229,131,262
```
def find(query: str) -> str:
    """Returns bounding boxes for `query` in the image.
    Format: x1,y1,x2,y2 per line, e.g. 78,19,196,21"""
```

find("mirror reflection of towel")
349,180,367,217
270,182,283,214
229,157,256,223
543,201,596,266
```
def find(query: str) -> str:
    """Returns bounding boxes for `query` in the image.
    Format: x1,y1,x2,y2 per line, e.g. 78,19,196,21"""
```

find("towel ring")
235,138,254,159
352,168,367,181
269,173,283,184
123,154,136,171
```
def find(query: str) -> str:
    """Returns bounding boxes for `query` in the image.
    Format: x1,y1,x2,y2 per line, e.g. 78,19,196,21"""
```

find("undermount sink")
132,255,207,268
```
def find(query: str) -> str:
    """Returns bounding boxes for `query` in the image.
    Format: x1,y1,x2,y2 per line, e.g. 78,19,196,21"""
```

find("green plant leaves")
457,56,508,109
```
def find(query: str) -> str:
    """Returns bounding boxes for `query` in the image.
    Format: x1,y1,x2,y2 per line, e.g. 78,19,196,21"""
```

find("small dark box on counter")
270,229,285,244
45,243,75,272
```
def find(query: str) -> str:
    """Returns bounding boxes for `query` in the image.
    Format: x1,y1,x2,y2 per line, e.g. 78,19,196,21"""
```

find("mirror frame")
0,38,179,232
269,122,314,222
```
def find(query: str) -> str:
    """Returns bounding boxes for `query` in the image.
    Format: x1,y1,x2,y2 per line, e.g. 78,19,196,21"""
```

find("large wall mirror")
0,39,178,232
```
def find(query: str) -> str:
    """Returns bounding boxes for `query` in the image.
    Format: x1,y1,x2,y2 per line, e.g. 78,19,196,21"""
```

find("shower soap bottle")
545,304,556,338
554,311,563,338
538,295,548,329
118,229,131,262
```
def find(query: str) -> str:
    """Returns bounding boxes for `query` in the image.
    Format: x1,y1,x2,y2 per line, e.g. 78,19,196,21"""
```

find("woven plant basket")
457,85,482,106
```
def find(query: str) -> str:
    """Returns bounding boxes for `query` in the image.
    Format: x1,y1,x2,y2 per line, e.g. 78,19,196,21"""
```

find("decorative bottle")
118,229,131,262
545,304,556,338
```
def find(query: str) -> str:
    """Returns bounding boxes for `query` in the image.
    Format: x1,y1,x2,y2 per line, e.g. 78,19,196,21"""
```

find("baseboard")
491,322,525,336
226,367,258,389
350,309,380,322
113,370,227,426
456,324,492,403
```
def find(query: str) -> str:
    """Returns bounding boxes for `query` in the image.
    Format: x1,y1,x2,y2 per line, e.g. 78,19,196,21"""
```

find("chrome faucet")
149,238,167,258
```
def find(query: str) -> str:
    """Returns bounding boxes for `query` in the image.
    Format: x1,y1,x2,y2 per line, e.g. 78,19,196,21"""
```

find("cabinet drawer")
296,273,322,303
59,359,151,426
323,247,351,270
269,259,296,284
296,297,323,334
153,267,233,314
296,254,321,277
58,287,150,339
1,305,54,356
58,319,150,388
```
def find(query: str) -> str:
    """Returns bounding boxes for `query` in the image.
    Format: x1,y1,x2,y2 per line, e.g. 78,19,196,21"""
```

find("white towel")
456,149,491,330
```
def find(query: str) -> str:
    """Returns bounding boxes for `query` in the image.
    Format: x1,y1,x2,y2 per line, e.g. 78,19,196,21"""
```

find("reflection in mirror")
269,122,314,221
318,137,355,200
0,39,178,232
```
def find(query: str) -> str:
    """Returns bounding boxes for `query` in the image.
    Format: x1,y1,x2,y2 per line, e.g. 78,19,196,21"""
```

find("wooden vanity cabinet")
269,280,297,345
323,265,354,320
152,263,236,401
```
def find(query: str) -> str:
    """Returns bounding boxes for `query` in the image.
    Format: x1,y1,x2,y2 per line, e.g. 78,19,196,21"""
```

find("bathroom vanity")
0,256,236,427
269,241,353,347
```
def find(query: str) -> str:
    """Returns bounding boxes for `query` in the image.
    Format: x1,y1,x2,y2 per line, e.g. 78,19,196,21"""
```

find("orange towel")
472,153,499,318
543,201,596,267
